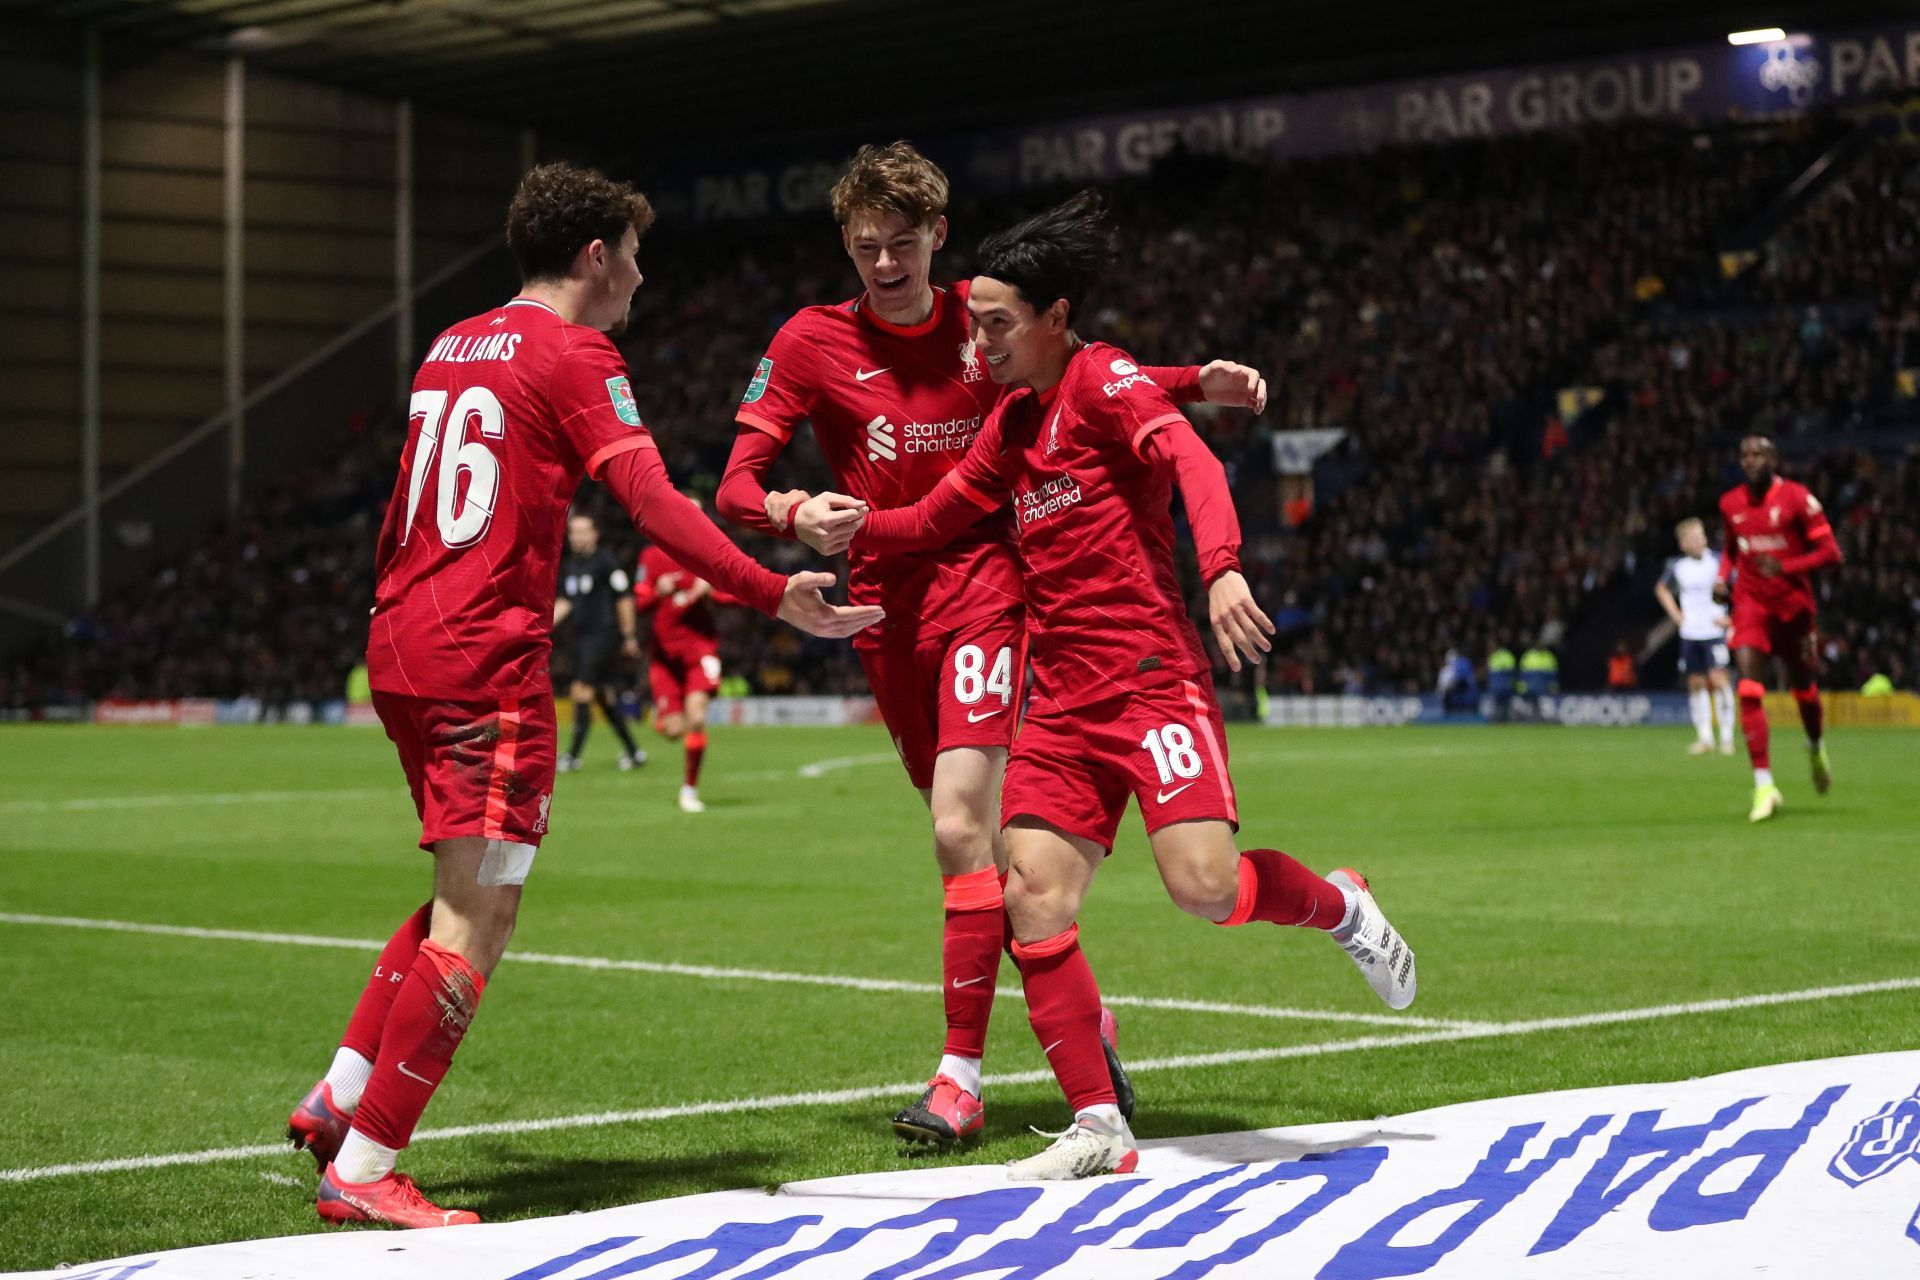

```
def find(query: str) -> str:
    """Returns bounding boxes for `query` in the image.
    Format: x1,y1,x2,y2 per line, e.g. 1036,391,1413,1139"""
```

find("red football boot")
891,1073,986,1146
317,1165,479,1229
287,1080,352,1174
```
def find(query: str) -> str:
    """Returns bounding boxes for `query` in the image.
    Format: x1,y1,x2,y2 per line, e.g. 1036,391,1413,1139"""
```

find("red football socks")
941,868,1004,1059
349,940,486,1150
340,901,432,1061
1738,678,1771,769
684,731,707,787
1792,685,1823,743
1218,848,1349,930
1011,925,1114,1114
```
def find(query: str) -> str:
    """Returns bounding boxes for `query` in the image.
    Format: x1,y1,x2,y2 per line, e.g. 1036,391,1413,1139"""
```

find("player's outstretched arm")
857,471,996,553
1140,362,1268,413
717,427,808,538
604,446,879,639
776,571,885,639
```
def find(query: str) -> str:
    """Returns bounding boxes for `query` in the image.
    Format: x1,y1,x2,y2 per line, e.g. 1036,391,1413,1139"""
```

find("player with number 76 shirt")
288,162,880,1232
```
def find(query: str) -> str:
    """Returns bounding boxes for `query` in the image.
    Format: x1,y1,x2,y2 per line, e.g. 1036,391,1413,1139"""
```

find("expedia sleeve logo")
605,376,643,426
742,357,773,405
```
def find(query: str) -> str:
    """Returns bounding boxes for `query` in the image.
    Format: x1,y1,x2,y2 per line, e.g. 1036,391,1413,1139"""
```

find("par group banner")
659,23,1920,223
28,1052,1920,1279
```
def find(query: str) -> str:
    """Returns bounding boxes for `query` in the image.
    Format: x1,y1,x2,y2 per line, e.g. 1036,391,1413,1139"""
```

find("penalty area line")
3,972,1916,1183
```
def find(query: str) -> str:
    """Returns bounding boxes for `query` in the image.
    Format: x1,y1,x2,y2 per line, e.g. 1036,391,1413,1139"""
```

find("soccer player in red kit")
716,142,1266,1146
853,191,1419,1179
283,163,881,1228
635,527,738,812
1714,434,1843,822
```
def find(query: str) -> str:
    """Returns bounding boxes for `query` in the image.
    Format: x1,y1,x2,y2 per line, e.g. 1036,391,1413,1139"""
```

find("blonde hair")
1675,517,1704,540
830,141,949,229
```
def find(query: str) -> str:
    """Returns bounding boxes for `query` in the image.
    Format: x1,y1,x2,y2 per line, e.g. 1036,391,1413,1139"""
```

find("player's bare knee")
569,682,592,702
1004,874,1075,942
1164,862,1238,921
931,808,992,875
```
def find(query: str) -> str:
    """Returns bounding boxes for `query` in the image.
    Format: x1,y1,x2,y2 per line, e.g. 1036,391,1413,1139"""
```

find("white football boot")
1007,1110,1138,1181
677,784,706,814
1327,869,1417,1010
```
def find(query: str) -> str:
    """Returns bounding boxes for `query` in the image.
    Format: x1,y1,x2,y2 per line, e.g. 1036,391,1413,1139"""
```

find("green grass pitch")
2,721,1916,1270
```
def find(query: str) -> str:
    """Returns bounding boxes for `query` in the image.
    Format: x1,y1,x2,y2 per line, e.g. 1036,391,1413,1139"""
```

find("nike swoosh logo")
1156,783,1196,803
855,367,890,381
952,976,989,988
1041,1039,1064,1055
966,708,1004,723
396,1060,434,1086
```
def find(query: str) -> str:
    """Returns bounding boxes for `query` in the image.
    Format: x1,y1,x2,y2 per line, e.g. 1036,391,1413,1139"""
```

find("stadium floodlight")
1727,28,1788,45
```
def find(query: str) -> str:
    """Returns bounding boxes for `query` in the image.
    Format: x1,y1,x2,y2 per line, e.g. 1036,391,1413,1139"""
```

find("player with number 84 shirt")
718,143,1265,1148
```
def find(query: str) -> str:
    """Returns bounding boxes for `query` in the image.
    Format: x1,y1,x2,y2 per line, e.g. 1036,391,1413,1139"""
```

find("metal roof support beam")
395,97,412,403
80,24,102,608
224,53,246,517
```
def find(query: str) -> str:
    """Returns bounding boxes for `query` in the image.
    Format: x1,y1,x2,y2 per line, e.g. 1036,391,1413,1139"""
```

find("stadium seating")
4,119,1914,708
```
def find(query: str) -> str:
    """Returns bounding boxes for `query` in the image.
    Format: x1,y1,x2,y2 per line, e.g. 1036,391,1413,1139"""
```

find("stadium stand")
3,117,1916,710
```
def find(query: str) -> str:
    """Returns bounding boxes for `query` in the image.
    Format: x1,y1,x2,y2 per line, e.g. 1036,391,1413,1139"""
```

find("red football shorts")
649,646,721,717
373,692,556,877
1001,677,1238,851
1729,600,1817,661
859,609,1024,790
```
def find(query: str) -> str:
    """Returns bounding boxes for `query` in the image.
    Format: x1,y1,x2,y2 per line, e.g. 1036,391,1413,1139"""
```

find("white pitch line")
5,972,1914,1184
0,787,393,814
0,753,903,815
0,913,1464,1030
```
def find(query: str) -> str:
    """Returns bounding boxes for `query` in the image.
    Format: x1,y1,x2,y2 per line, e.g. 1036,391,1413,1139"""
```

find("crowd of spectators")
2,116,1915,710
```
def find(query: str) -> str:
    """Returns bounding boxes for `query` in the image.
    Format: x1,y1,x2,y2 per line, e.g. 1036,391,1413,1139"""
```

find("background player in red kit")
635,518,739,812
716,142,1266,1146
853,191,1419,1180
1715,434,1843,822
283,163,882,1229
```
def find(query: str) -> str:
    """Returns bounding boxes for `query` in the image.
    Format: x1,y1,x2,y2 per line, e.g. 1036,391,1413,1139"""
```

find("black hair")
973,189,1117,323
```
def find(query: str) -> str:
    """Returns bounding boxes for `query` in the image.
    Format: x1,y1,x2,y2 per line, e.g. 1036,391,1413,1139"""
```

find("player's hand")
765,488,810,533
793,492,869,557
621,635,641,659
1711,580,1730,605
1198,360,1268,415
776,570,884,638
1207,571,1275,672
1754,553,1782,578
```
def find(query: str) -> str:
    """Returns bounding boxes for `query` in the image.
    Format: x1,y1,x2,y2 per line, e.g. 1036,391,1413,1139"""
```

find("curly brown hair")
506,162,656,283
829,141,949,229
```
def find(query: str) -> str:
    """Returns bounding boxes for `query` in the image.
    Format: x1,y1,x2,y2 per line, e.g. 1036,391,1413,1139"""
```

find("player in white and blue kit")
1655,517,1735,755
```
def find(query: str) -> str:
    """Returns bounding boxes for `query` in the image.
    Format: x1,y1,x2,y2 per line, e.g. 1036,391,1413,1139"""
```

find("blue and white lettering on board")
22,1052,1920,1279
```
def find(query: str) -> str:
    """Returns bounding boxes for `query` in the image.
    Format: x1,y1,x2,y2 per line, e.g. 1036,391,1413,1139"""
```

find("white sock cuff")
937,1054,983,1098
324,1047,374,1111
331,1128,399,1184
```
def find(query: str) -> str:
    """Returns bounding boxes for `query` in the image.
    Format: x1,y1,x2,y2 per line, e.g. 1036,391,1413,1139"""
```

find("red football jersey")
736,282,1018,648
635,544,729,656
938,342,1212,713
1718,476,1834,617
368,299,656,699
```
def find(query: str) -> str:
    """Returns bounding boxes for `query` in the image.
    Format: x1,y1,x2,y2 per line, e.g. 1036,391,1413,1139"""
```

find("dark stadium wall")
0,26,540,647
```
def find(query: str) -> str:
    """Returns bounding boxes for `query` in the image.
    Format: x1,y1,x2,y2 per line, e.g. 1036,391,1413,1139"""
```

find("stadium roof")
4,0,1914,151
